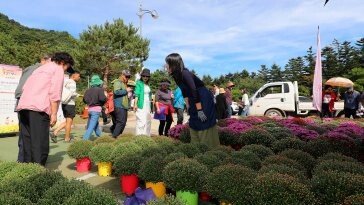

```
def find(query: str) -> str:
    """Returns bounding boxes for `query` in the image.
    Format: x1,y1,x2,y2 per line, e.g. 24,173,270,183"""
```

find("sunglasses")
141,75,150,78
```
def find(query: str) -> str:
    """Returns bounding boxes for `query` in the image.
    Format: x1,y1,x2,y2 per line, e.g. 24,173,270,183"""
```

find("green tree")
202,75,213,86
258,65,270,82
270,63,283,82
76,19,149,85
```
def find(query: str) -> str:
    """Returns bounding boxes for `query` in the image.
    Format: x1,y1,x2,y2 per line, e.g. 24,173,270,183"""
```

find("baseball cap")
122,70,131,76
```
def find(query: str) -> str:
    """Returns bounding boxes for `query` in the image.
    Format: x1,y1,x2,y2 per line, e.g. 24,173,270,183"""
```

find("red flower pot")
120,174,139,196
76,157,91,172
199,192,212,202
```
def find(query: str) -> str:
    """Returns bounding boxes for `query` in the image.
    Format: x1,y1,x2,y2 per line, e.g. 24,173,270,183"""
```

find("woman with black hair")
165,53,220,147
155,79,174,136
17,52,75,165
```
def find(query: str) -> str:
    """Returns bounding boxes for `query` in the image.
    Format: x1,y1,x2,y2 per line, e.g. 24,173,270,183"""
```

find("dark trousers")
176,108,184,125
17,112,24,162
321,103,333,118
159,113,173,136
110,107,128,138
101,107,108,123
344,108,358,119
18,110,50,166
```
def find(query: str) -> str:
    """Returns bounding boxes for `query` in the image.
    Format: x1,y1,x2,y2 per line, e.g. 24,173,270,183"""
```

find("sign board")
0,64,22,134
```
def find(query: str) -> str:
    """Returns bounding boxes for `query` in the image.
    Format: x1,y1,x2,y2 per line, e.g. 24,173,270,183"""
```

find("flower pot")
120,174,139,196
220,200,233,205
97,162,112,176
199,192,211,202
176,190,198,205
145,182,166,198
76,157,91,172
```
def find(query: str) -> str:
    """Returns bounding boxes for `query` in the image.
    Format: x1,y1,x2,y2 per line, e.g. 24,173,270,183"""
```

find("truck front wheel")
265,109,284,118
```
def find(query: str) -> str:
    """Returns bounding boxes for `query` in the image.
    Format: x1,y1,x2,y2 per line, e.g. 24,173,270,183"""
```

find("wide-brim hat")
90,75,103,86
140,68,151,77
219,88,226,94
160,79,171,86
227,81,235,88
122,69,131,77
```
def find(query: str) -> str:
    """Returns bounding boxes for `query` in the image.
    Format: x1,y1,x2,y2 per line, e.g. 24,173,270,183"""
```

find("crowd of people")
13,51,364,166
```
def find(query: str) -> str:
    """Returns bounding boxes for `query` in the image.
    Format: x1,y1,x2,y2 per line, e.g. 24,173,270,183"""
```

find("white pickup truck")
248,81,344,117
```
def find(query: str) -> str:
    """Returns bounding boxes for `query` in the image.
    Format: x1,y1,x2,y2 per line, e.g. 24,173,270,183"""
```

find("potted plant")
67,140,94,172
89,143,114,176
113,153,143,196
139,155,167,198
110,142,142,163
163,159,208,205
205,164,256,205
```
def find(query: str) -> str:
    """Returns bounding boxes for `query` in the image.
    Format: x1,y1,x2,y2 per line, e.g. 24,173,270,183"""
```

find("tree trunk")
103,66,109,86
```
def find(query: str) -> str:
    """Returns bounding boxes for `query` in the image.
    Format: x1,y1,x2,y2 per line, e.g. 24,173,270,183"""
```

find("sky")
0,0,363,77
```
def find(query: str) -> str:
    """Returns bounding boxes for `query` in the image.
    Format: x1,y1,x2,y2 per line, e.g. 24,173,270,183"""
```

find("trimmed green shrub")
205,164,256,204
153,136,179,153
241,144,274,160
141,145,168,158
205,150,231,162
218,129,240,146
38,179,90,205
64,187,118,205
231,150,261,170
0,163,45,184
262,155,304,171
0,161,18,180
179,128,191,143
132,136,157,149
1,170,66,203
305,137,357,158
318,152,358,163
240,128,275,147
305,124,327,135
163,159,208,192
311,170,364,204
215,145,234,153
113,134,136,146
343,194,364,205
164,152,187,163
67,140,94,159
272,138,307,153
139,155,167,183
253,173,317,205
176,143,202,158
93,135,115,145
279,149,316,175
265,127,294,140
313,160,364,175
147,194,185,205
113,154,143,176
194,143,210,153
0,193,33,205
258,164,307,182
111,142,142,162
194,153,225,171
89,143,115,163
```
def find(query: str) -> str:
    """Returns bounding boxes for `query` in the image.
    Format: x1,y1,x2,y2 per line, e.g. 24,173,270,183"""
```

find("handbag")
153,105,166,120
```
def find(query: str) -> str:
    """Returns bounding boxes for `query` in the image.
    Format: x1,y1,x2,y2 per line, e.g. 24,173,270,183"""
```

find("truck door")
251,84,284,115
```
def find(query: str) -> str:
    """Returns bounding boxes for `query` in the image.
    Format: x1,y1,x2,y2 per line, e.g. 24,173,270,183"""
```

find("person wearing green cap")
83,75,107,140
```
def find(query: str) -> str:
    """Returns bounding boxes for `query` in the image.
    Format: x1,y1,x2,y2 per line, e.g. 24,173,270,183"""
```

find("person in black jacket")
83,75,107,140
165,53,220,148
216,88,228,120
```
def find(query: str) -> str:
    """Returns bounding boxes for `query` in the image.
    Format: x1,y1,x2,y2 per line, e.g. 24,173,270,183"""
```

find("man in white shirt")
51,71,81,142
241,88,249,117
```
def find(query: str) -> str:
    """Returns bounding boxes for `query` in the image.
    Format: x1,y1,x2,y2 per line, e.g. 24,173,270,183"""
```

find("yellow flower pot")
145,182,166,198
220,201,233,205
98,162,112,176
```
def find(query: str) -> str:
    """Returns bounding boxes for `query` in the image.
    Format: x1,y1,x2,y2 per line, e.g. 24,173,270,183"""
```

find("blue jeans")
227,104,232,118
241,106,249,117
83,111,101,140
